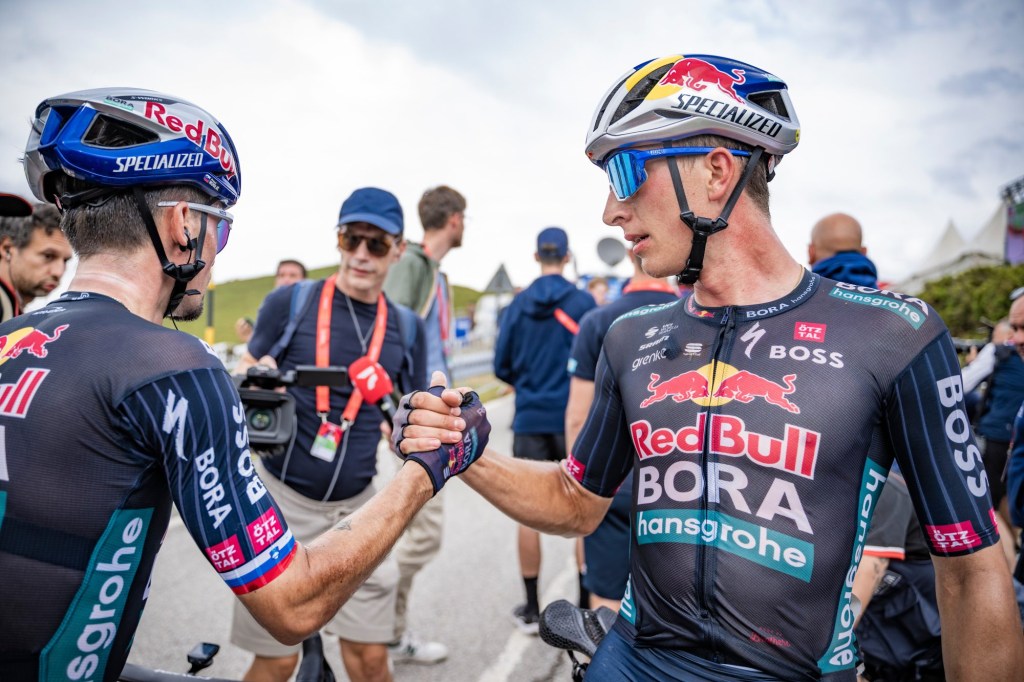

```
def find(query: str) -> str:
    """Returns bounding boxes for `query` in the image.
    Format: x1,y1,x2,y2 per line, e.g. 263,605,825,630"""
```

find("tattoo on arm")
333,520,352,532
870,557,890,593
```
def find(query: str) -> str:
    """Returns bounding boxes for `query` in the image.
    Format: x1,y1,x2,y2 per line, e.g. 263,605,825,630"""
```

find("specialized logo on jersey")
828,282,929,329
640,362,800,413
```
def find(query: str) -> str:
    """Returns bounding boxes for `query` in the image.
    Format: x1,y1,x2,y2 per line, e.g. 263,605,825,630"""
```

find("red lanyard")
422,243,451,346
622,280,680,296
315,274,389,424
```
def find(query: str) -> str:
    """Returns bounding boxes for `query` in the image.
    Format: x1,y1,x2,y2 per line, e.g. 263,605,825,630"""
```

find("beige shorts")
230,460,399,656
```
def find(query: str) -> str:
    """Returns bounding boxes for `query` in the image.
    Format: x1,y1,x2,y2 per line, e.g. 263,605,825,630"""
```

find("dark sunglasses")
157,201,233,253
338,231,395,257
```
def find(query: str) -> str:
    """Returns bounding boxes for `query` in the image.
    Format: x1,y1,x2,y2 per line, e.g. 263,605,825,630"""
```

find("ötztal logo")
794,322,825,343
640,362,799,413
143,101,237,178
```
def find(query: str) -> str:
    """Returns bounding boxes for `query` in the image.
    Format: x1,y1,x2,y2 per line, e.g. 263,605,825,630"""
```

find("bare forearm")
850,555,888,627
239,462,434,643
460,447,607,537
934,547,1024,680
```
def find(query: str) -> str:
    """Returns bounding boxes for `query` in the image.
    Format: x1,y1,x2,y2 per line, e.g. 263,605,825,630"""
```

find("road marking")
476,554,576,682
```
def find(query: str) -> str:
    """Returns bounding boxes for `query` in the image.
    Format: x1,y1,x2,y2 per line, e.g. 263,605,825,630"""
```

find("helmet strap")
669,146,764,284
130,187,206,318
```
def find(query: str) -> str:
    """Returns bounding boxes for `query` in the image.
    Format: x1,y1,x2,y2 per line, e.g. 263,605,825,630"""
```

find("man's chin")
171,302,204,322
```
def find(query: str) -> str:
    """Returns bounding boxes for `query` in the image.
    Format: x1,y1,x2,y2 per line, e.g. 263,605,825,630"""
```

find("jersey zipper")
697,306,736,656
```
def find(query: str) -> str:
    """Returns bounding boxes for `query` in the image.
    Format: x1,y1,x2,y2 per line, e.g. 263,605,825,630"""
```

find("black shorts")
513,432,566,462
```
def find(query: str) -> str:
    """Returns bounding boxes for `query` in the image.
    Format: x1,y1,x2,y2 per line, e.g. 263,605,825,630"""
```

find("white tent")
892,204,1006,294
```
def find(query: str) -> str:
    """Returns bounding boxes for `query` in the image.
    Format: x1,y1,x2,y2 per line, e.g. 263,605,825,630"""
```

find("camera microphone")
349,356,396,419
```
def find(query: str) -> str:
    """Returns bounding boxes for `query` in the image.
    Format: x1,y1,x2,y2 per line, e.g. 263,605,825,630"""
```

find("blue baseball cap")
337,187,404,236
537,226,568,258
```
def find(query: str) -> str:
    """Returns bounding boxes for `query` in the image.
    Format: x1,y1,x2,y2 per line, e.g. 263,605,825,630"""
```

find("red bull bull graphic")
659,58,747,103
640,363,800,413
630,413,821,479
0,324,68,365
713,370,799,414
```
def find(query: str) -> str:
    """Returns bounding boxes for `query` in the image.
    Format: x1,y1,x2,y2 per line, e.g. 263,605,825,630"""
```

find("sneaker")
388,631,449,665
511,604,540,635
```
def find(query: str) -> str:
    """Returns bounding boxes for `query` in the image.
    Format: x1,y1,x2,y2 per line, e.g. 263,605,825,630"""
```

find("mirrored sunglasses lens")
607,152,643,200
216,220,231,252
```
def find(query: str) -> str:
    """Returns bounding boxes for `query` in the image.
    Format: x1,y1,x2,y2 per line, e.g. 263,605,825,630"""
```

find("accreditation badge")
310,420,344,462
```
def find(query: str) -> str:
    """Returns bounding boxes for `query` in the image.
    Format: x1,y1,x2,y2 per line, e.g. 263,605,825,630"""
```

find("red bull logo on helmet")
640,362,800,413
143,101,237,179
659,57,747,103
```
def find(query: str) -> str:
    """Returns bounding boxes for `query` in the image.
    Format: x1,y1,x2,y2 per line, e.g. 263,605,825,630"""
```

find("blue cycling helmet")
24,87,241,207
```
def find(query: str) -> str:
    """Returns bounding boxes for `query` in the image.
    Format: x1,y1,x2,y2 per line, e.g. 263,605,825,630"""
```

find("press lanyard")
315,274,389,427
622,280,680,296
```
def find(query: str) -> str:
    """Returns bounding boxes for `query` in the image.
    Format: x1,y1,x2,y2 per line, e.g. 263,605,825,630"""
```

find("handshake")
391,372,492,495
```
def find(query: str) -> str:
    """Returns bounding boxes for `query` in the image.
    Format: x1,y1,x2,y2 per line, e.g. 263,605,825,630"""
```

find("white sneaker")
388,631,449,665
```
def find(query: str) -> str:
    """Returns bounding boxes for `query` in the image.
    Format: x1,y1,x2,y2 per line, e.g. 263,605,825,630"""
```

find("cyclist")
0,88,482,682
416,54,1024,680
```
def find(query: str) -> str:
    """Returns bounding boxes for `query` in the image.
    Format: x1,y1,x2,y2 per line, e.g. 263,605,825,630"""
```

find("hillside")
169,266,484,344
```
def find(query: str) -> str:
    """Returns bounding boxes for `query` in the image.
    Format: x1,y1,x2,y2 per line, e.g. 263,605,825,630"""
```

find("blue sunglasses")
603,146,752,201
157,201,234,253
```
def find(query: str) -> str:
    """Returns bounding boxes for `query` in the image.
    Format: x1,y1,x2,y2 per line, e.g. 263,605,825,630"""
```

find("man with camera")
0,89,484,682
232,187,433,682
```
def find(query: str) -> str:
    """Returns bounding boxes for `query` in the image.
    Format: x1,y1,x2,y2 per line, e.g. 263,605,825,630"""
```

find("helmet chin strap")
131,187,207,318
667,145,764,285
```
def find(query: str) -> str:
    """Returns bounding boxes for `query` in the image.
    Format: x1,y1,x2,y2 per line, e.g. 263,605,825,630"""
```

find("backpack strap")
392,302,420,393
266,279,319,361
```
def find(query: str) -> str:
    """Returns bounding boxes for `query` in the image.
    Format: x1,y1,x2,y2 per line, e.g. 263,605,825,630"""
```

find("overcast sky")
1,0,1021,291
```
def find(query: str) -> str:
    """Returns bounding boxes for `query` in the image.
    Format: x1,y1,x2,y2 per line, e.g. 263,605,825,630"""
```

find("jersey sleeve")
117,367,297,593
863,480,913,560
566,347,634,497
568,310,602,381
885,333,999,557
247,285,295,360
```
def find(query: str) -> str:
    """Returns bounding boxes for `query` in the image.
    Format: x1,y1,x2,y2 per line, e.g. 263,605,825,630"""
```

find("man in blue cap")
233,187,428,682
494,226,596,632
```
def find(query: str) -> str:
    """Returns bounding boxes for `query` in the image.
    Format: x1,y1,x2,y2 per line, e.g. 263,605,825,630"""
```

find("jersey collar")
683,270,820,323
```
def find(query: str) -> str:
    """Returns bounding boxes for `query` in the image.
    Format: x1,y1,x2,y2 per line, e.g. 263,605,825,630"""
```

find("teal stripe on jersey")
39,508,153,681
817,459,888,674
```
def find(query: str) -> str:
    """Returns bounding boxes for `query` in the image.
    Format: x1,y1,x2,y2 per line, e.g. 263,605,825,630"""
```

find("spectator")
231,187,427,682
587,276,610,306
274,258,307,288
972,294,1024,569
494,226,596,633
566,250,678,612
0,201,72,321
807,212,878,286
962,319,1013,424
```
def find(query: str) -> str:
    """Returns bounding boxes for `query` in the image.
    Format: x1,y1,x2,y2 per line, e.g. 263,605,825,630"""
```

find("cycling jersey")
0,293,295,682
569,271,997,681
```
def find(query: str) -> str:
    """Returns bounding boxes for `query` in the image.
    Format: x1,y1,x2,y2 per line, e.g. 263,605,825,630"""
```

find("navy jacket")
494,274,596,433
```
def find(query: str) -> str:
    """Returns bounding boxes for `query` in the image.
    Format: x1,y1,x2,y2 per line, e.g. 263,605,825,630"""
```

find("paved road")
127,395,578,681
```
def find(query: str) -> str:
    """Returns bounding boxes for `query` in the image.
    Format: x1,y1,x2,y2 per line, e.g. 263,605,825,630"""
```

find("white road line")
476,554,576,682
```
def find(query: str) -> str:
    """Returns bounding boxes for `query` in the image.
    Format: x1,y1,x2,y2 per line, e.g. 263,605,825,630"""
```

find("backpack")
265,279,420,393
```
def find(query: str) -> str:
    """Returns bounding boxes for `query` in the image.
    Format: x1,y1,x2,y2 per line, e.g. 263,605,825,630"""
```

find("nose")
602,189,629,228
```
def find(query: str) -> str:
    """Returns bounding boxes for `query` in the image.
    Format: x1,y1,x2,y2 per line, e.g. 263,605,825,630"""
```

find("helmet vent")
83,114,158,148
747,92,786,120
610,64,674,126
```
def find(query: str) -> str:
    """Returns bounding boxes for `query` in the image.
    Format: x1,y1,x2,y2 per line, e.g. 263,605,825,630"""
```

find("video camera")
234,365,349,456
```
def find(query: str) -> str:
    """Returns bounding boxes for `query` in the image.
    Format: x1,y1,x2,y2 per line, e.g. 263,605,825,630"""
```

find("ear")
703,147,740,202
0,236,11,259
807,244,817,265
161,201,191,254
393,237,407,262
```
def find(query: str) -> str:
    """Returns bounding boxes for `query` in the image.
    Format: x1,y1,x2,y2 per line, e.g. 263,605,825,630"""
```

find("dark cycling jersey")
569,271,997,681
0,293,295,682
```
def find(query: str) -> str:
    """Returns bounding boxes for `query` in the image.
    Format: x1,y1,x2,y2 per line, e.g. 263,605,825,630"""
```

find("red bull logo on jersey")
640,363,800,413
0,324,68,366
631,413,821,479
659,58,746,103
